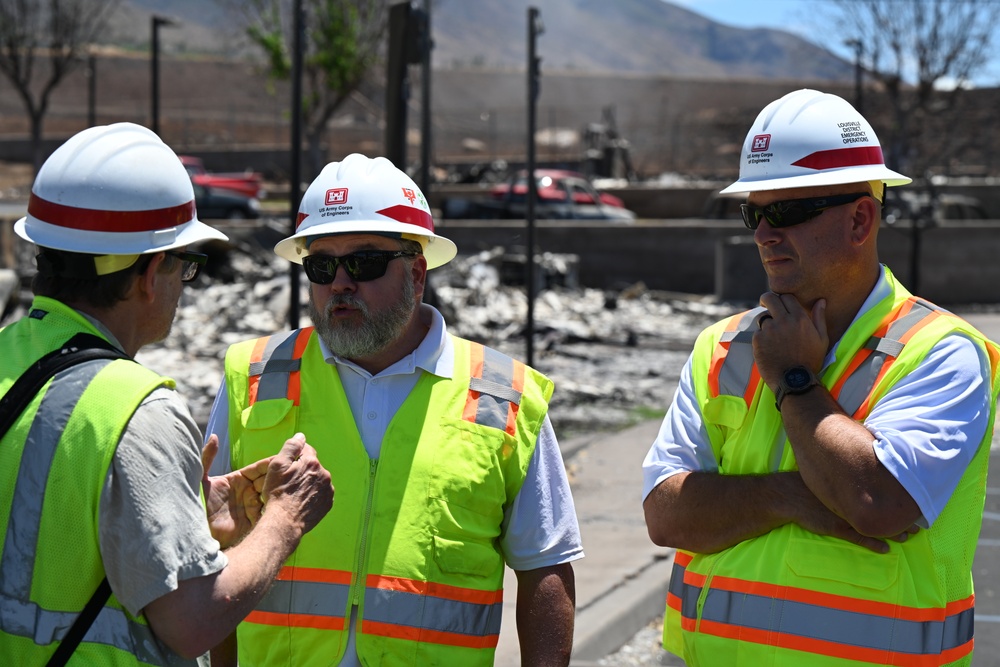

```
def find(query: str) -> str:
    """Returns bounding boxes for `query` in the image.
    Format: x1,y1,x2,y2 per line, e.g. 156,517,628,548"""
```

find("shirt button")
367,411,377,420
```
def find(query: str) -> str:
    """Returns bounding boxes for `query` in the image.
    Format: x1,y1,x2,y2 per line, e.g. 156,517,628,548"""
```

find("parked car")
193,183,261,220
441,169,636,221
883,190,989,224
180,155,266,200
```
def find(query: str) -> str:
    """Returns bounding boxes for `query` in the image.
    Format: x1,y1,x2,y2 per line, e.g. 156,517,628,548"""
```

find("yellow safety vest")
0,297,185,666
662,269,1000,666
224,329,553,666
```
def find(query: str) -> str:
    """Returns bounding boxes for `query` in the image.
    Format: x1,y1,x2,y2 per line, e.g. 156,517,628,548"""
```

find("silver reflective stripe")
667,560,699,620
468,377,521,406
253,330,303,401
838,301,937,416
472,347,519,432
0,360,178,665
364,586,503,638
2,359,109,598
699,586,973,655
255,579,350,618
716,309,764,399
0,592,171,663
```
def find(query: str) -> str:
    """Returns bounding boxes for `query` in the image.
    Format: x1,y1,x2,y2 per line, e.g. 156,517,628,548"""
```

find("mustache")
321,292,368,314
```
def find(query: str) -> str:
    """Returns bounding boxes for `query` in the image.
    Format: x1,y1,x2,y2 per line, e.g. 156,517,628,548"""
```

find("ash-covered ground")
2,222,741,439
134,229,738,439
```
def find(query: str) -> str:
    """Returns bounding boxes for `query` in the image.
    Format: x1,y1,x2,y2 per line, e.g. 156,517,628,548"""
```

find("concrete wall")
435,219,1000,306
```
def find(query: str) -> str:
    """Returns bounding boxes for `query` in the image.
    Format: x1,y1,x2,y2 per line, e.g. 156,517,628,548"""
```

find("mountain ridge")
117,0,852,82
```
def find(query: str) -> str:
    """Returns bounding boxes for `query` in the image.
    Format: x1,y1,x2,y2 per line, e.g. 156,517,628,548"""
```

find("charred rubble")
5,229,736,438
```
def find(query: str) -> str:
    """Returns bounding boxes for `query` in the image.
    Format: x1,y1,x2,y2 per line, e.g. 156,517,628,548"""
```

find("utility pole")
526,7,542,367
844,38,863,113
150,15,178,136
288,0,304,328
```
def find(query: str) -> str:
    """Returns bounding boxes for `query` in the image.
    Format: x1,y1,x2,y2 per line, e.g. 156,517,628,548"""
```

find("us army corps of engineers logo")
320,187,353,217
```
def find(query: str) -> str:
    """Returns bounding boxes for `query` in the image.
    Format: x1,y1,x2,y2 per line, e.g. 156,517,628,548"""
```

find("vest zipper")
352,458,379,607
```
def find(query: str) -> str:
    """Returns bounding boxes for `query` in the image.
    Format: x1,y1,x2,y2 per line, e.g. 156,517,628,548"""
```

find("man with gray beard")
205,154,583,667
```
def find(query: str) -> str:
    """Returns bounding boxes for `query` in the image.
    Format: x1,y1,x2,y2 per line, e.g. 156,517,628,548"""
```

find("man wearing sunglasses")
0,123,334,665
206,153,583,666
642,89,1000,666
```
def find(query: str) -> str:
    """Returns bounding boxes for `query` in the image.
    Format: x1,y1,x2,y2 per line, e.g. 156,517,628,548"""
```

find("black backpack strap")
0,332,128,665
45,578,112,667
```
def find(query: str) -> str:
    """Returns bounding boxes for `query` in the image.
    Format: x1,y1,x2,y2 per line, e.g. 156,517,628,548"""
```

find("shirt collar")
317,303,454,380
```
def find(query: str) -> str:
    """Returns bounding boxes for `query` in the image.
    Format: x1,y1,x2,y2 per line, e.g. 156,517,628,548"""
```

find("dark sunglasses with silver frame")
165,250,208,282
740,192,871,230
302,250,418,285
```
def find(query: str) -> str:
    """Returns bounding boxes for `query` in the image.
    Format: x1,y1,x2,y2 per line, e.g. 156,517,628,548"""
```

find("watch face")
785,367,812,389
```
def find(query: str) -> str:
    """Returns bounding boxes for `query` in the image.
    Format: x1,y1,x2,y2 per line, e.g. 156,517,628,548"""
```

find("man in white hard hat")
642,89,1000,666
0,123,334,666
206,153,583,666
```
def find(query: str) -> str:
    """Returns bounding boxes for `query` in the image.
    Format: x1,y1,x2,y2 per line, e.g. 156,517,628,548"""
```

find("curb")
570,551,674,664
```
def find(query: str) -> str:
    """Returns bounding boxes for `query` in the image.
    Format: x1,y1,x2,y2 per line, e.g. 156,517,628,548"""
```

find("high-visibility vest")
663,270,1000,666
224,329,554,666
0,297,186,666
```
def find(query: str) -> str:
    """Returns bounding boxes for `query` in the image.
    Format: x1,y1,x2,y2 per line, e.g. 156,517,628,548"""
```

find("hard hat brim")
720,165,912,196
15,214,229,255
274,219,458,270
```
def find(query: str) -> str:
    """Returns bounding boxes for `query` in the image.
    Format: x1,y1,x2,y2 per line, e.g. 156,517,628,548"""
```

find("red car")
489,169,634,221
179,155,266,200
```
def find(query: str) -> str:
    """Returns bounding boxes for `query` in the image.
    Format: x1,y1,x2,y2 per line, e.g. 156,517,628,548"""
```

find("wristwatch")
774,366,821,411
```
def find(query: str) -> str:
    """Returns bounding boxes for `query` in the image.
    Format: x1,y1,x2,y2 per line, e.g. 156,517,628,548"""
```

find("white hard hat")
15,122,227,254
720,89,911,195
275,153,457,269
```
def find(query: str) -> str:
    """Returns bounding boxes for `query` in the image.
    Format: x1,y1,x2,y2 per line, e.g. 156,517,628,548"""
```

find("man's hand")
260,433,334,536
753,292,828,390
201,435,270,549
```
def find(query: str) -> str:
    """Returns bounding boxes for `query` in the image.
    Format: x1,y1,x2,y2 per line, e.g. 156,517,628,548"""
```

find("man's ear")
136,253,166,304
411,254,428,301
850,195,880,246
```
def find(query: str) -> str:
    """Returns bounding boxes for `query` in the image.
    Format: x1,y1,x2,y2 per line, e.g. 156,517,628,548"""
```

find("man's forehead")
307,232,400,251
748,182,872,204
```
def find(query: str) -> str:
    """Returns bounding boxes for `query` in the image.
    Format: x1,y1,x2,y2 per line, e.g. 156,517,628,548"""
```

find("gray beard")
309,277,416,361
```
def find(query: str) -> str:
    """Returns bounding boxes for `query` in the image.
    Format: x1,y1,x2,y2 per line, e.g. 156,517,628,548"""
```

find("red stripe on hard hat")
376,205,434,232
28,193,195,232
791,146,885,171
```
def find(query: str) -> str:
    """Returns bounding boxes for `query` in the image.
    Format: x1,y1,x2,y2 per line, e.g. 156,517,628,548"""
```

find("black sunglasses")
166,250,207,282
302,250,418,284
740,192,870,230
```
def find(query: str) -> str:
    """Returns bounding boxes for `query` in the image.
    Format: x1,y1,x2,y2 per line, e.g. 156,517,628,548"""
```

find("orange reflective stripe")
505,361,525,436
697,618,971,667
743,364,761,406
246,609,345,631
287,327,313,405
674,570,975,663
708,315,741,398
363,620,499,649
851,307,942,419
712,574,970,622
464,343,485,423
247,335,269,405
368,575,504,605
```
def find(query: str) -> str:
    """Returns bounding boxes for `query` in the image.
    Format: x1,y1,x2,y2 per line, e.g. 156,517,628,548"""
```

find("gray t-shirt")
98,386,228,618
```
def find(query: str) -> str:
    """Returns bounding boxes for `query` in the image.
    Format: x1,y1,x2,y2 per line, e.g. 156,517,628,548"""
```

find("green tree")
0,0,121,174
225,0,387,179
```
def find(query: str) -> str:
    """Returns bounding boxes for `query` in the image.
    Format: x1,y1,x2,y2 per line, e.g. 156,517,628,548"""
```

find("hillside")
115,0,852,82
